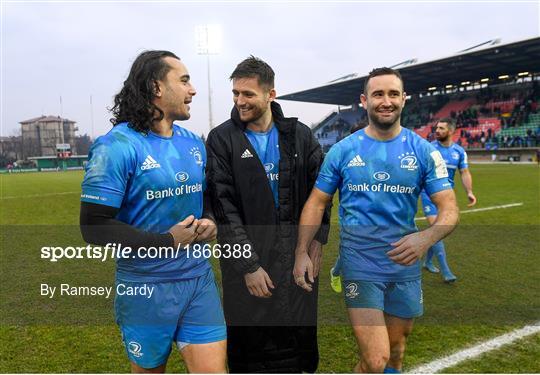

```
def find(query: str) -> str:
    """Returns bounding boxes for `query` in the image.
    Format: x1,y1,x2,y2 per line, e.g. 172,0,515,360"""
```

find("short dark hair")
363,67,404,95
438,117,456,131
110,50,179,133
230,55,275,89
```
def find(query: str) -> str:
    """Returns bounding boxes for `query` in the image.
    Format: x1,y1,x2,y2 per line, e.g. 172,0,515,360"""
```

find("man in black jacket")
206,56,330,373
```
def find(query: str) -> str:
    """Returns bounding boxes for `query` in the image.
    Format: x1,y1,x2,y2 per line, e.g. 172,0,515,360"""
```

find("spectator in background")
474,134,480,146
503,135,509,148
526,129,534,148
511,135,523,148
467,135,473,149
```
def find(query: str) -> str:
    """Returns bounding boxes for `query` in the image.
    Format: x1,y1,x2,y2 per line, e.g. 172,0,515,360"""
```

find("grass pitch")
0,164,539,373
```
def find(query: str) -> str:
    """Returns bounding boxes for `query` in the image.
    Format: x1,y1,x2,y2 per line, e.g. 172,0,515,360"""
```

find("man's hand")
195,218,217,242
168,215,199,248
293,188,333,292
387,231,432,266
307,240,323,278
467,191,477,207
460,169,476,207
244,267,275,298
293,251,314,292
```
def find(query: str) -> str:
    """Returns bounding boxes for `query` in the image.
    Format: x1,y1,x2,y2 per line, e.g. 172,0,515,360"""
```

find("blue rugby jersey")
420,140,469,215
430,141,468,187
81,122,210,282
244,124,280,207
315,127,451,282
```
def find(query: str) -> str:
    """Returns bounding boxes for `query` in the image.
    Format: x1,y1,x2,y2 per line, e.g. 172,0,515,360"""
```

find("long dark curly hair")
110,50,179,133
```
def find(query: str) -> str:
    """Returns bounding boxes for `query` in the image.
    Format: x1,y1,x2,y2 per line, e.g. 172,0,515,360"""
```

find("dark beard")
238,106,265,124
368,110,400,130
436,134,450,142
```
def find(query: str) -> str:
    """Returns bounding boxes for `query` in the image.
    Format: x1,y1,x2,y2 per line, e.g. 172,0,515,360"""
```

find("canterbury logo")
128,341,143,358
241,149,254,159
141,155,161,170
345,282,359,298
347,155,365,167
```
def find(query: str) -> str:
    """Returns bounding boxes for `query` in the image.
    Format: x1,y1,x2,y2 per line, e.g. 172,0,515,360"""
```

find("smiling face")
232,76,275,124
360,74,406,130
155,57,196,122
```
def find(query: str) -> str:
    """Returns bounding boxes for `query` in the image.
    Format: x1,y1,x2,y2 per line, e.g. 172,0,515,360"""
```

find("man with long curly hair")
80,50,226,373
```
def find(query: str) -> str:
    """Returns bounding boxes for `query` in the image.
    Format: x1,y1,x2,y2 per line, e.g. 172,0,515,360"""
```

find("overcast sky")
2,1,539,139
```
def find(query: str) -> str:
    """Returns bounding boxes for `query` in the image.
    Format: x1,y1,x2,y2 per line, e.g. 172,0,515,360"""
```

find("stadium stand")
412,83,540,149
313,109,367,151
435,98,477,120
279,37,540,158
311,82,539,151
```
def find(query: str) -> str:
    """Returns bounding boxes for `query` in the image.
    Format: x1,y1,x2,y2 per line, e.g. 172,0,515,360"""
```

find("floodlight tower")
196,24,222,131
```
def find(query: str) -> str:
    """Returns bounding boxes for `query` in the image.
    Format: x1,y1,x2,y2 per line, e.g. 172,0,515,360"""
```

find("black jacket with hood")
206,101,330,373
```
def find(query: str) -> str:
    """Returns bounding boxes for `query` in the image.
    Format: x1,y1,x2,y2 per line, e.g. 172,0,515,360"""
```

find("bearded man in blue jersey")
80,51,226,373
421,118,476,282
294,67,459,373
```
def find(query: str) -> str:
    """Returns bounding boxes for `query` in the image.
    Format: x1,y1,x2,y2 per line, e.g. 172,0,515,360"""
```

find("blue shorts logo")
373,171,390,181
175,171,190,183
128,341,143,358
345,282,359,299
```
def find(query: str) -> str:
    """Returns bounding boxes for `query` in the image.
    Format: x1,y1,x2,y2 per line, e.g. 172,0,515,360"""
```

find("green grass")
446,334,540,373
0,165,539,373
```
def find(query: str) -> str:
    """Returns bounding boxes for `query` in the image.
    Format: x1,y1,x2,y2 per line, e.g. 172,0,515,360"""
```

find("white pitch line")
415,202,523,221
0,191,80,200
409,321,540,373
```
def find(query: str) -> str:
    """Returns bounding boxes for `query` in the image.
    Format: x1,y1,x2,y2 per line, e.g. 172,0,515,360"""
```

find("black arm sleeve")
206,130,261,275
80,201,174,249
202,187,216,223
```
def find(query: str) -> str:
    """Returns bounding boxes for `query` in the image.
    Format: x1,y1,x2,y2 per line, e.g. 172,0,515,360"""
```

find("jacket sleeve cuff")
314,225,329,245
242,262,261,275
202,211,216,223
221,241,261,275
